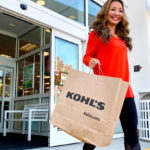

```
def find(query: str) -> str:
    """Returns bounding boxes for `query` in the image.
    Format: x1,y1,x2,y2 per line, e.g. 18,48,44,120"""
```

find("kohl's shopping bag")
50,69,128,148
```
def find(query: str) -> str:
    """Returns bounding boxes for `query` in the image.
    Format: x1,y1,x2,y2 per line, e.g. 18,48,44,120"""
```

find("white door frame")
0,66,14,132
49,29,82,146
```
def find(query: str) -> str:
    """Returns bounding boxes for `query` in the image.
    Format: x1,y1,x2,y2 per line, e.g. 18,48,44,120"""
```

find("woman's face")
107,1,123,26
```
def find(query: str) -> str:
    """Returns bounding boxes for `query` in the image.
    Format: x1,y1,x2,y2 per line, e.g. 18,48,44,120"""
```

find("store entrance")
0,66,13,132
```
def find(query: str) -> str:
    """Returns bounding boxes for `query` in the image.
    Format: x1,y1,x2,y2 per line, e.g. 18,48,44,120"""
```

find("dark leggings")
83,98,140,150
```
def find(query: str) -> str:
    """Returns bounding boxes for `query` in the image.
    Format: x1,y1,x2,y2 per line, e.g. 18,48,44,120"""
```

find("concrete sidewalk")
29,138,150,150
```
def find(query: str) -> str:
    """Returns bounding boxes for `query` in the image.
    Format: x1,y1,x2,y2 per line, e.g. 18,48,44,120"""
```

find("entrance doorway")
0,66,13,132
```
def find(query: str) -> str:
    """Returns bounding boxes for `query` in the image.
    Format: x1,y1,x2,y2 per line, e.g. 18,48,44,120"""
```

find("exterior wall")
124,0,150,102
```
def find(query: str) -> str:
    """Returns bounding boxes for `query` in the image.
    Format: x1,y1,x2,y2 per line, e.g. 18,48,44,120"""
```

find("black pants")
83,98,140,150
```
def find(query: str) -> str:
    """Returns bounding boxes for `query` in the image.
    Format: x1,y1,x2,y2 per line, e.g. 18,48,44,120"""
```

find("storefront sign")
23,64,34,90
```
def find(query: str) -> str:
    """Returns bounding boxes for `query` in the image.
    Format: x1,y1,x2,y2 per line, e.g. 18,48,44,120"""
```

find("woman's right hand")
89,58,101,69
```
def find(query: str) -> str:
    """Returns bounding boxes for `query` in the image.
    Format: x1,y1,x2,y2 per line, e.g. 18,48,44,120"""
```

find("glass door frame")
49,29,82,146
0,66,13,132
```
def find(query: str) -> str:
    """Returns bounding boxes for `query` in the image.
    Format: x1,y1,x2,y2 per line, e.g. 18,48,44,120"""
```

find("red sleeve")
83,31,99,67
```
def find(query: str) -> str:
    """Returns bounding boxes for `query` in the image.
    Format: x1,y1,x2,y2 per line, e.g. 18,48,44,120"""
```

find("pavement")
29,138,150,150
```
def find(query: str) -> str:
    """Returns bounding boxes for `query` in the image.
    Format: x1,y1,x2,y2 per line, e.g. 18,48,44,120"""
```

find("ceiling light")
45,29,50,33
37,0,45,6
0,54,11,58
69,16,76,20
44,51,49,56
44,82,50,85
44,75,50,79
20,43,39,52
9,23,16,27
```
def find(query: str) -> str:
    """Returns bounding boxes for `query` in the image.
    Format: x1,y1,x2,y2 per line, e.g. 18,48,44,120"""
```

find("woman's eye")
111,9,115,11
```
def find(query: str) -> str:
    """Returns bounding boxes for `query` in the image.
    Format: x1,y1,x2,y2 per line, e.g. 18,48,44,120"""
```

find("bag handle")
98,64,104,76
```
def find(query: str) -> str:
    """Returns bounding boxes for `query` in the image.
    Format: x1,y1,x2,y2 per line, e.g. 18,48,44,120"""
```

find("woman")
83,0,141,150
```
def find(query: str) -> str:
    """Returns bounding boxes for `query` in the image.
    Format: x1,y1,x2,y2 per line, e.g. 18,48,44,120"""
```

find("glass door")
0,66,13,132
50,30,82,146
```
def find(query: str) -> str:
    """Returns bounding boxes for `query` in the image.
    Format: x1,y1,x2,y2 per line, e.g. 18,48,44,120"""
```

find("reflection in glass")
0,102,1,121
35,53,40,94
45,29,51,45
0,34,16,58
4,102,9,128
88,0,101,26
25,56,34,66
32,0,85,25
41,97,49,132
14,99,39,130
17,61,24,97
19,27,41,56
54,37,78,103
24,56,34,96
44,50,50,93
5,71,11,97
0,70,4,98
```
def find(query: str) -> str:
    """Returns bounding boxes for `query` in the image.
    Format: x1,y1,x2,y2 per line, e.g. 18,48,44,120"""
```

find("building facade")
0,0,150,148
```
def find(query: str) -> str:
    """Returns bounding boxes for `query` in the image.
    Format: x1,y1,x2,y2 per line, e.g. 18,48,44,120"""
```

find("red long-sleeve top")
83,31,134,98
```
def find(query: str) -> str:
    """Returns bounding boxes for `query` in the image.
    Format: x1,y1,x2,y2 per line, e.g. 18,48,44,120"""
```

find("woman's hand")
89,58,101,69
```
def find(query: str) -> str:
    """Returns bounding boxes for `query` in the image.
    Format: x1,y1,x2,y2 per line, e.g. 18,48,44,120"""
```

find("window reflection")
19,27,41,56
17,54,41,97
5,71,11,97
35,53,40,94
54,37,78,103
44,50,50,93
0,70,3,98
14,99,39,130
45,29,51,45
32,0,85,25
88,0,101,26
0,34,16,58
24,56,34,96
18,61,24,97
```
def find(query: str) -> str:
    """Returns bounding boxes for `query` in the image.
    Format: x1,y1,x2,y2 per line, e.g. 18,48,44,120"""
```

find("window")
17,54,41,96
88,0,101,26
17,60,24,97
0,34,16,58
19,27,41,57
32,0,85,25
14,99,39,130
34,53,40,94
45,29,51,45
54,37,79,103
43,49,50,93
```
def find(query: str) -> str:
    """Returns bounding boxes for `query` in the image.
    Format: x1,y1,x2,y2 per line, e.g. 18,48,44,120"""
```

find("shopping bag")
50,68,128,147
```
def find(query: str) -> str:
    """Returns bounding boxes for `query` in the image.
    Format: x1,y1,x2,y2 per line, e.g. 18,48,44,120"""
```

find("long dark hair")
90,0,132,50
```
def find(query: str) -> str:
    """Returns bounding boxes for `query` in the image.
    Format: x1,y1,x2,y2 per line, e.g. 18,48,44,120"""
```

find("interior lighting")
37,0,45,6
44,75,50,79
24,90,30,93
44,52,49,56
9,23,16,27
45,29,50,33
69,16,76,20
44,82,50,85
20,43,38,52
0,54,11,58
45,87,50,89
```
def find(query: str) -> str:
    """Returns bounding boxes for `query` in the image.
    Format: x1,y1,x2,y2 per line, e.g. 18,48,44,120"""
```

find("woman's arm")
83,31,101,69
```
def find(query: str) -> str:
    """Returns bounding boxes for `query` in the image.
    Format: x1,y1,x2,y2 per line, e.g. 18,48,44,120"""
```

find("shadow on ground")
0,133,48,150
